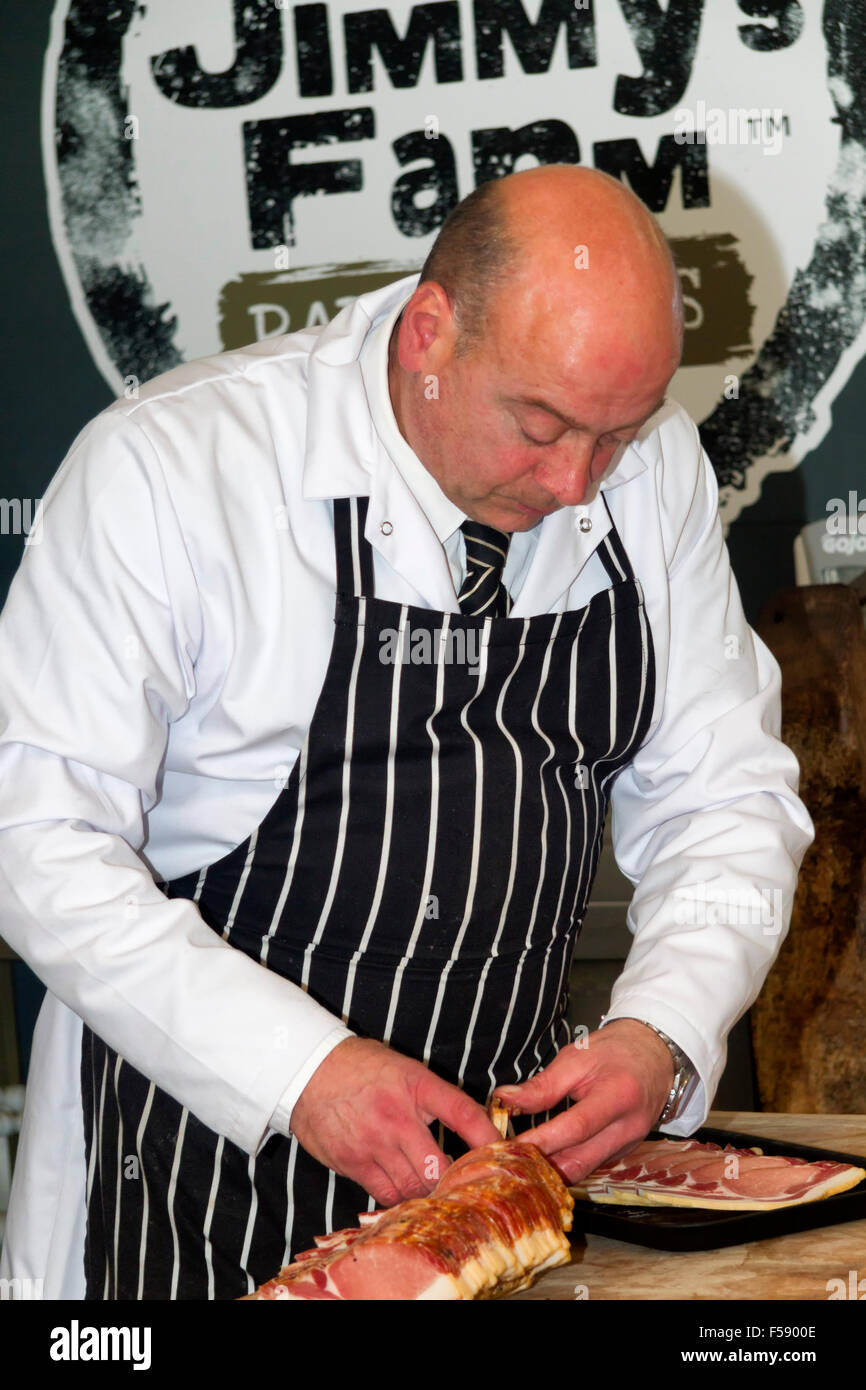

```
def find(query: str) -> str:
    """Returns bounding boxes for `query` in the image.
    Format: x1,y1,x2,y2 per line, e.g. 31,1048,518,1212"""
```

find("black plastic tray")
570,1125,866,1251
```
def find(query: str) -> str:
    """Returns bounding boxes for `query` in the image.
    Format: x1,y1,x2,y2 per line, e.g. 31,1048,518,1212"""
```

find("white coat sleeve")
605,409,815,1133
0,408,352,1154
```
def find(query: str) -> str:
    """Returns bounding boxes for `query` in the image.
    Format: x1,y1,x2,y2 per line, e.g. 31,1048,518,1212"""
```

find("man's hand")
289,1036,501,1207
493,1019,676,1183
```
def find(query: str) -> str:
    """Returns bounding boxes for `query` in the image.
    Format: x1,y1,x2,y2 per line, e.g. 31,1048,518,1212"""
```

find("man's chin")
501,501,557,530
469,500,553,530
463,498,558,531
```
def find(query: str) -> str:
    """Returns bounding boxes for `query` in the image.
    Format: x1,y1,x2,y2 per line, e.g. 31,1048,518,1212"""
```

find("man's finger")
377,1142,440,1202
494,1047,595,1115
398,1128,453,1193
540,1115,654,1186
417,1070,501,1150
515,1073,642,1156
350,1158,410,1209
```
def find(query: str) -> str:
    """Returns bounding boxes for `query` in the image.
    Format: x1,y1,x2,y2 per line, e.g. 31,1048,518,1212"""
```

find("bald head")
419,165,682,361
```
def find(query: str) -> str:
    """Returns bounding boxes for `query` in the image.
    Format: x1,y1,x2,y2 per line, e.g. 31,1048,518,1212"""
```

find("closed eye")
519,427,556,447
518,420,635,449
523,428,630,449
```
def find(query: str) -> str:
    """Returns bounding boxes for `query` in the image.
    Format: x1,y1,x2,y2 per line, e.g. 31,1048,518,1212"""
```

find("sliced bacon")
292,1226,368,1261
242,1140,573,1301
572,1138,865,1211
356,1211,384,1228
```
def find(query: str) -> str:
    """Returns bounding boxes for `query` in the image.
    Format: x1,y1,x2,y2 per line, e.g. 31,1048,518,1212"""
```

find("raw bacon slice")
242,1140,573,1301
571,1138,866,1211
293,1227,368,1261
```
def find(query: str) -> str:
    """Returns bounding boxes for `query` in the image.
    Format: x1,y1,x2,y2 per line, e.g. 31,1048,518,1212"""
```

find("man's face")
399,281,681,533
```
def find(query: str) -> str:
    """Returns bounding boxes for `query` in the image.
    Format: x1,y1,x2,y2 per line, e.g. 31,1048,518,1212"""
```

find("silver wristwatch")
638,1020,697,1125
601,1015,697,1124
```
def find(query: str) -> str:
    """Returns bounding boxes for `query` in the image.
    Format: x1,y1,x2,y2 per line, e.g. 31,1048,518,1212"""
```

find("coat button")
380,520,393,536
578,516,592,532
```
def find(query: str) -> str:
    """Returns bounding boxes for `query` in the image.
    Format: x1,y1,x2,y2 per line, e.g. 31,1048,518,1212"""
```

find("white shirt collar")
359,292,466,544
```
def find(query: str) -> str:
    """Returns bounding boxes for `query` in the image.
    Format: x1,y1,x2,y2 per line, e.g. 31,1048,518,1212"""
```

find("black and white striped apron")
81,494,655,1299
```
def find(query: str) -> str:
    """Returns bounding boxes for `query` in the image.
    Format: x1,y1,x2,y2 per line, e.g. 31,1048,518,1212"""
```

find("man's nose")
532,438,596,507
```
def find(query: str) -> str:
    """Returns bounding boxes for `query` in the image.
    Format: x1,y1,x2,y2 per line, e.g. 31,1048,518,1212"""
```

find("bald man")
0,166,812,1299
293,168,686,1187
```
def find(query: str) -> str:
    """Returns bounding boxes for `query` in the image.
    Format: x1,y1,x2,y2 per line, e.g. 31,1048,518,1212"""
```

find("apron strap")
596,494,635,586
333,496,375,597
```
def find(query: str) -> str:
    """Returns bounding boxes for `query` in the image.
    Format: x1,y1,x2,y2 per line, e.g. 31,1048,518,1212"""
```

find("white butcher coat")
0,276,814,1297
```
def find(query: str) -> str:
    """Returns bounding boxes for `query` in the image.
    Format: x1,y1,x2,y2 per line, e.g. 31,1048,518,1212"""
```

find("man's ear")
394,281,457,374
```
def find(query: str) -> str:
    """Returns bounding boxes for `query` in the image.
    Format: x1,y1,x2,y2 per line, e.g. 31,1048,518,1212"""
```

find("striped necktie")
457,520,512,617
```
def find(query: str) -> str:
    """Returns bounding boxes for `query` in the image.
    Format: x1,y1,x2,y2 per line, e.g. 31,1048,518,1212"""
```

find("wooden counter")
510,1111,866,1301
